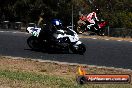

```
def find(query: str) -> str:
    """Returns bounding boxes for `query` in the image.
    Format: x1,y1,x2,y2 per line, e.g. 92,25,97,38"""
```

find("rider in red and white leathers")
86,9,99,29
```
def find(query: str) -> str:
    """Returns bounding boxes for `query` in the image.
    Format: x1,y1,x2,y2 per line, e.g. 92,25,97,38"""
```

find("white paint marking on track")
0,30,29,35
13,32,17,33
0,31,11,33
92,38,97,39
12,31,29,35
105,39,109,40
0,31,4,32
117,40,122,41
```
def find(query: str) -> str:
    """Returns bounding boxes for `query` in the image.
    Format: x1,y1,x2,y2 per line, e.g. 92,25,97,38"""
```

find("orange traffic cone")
78,66,87,75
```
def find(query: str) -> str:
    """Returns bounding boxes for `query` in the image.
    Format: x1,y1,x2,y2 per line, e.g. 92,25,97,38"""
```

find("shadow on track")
24,48,74,54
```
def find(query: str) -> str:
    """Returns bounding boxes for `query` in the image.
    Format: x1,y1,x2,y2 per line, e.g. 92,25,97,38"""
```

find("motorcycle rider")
86,8,100,29
38,19,62,44
77,14,87,26
37,11,45,28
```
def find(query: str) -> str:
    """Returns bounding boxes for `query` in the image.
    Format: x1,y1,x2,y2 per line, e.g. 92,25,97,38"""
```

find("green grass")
0,70,131,88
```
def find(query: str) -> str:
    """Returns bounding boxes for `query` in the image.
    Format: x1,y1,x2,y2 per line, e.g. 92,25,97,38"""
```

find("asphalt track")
0,30,132,70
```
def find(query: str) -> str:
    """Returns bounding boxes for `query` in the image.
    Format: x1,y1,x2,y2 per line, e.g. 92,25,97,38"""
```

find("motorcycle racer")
86,8,100,29
27,19,86,54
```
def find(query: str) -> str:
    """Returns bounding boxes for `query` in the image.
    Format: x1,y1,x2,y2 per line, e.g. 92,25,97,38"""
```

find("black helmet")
95,8,100,14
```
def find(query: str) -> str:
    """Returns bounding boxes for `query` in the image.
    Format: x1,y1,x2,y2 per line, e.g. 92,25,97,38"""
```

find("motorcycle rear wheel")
98,29,105,36
70,43,86,55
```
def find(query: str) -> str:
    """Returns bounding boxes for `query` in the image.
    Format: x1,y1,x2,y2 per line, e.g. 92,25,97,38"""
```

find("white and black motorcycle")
26,19,86,54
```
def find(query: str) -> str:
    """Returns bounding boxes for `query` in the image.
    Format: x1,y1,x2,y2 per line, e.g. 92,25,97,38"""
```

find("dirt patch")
0,56,132,77
0,56,78,77
0,55,132,88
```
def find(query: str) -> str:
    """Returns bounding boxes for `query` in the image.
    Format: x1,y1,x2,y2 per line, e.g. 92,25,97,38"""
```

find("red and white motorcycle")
77,19,108,36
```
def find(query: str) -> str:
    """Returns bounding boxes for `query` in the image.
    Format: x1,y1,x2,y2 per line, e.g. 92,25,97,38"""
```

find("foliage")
0,0,131,28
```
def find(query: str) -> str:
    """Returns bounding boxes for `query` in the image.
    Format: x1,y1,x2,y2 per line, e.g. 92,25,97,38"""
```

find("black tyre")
77,44,86,55
27,36,40,50
98,29,105,36
70,43,86,55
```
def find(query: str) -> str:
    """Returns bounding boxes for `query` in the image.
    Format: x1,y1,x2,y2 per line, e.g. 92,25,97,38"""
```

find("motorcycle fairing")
27,27,41,37
75,41,82,45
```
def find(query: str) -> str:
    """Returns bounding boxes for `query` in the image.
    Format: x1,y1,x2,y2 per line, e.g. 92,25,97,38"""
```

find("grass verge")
0,56,132,88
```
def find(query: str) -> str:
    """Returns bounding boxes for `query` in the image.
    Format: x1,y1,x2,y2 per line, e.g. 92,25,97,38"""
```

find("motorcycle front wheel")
97,29,105,36
70,43,86,55
27,36,41,50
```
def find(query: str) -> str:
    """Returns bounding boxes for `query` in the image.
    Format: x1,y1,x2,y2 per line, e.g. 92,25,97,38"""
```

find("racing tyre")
27,36,40,50
77,44,86,55
97,29,105,36
70,43,86,55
